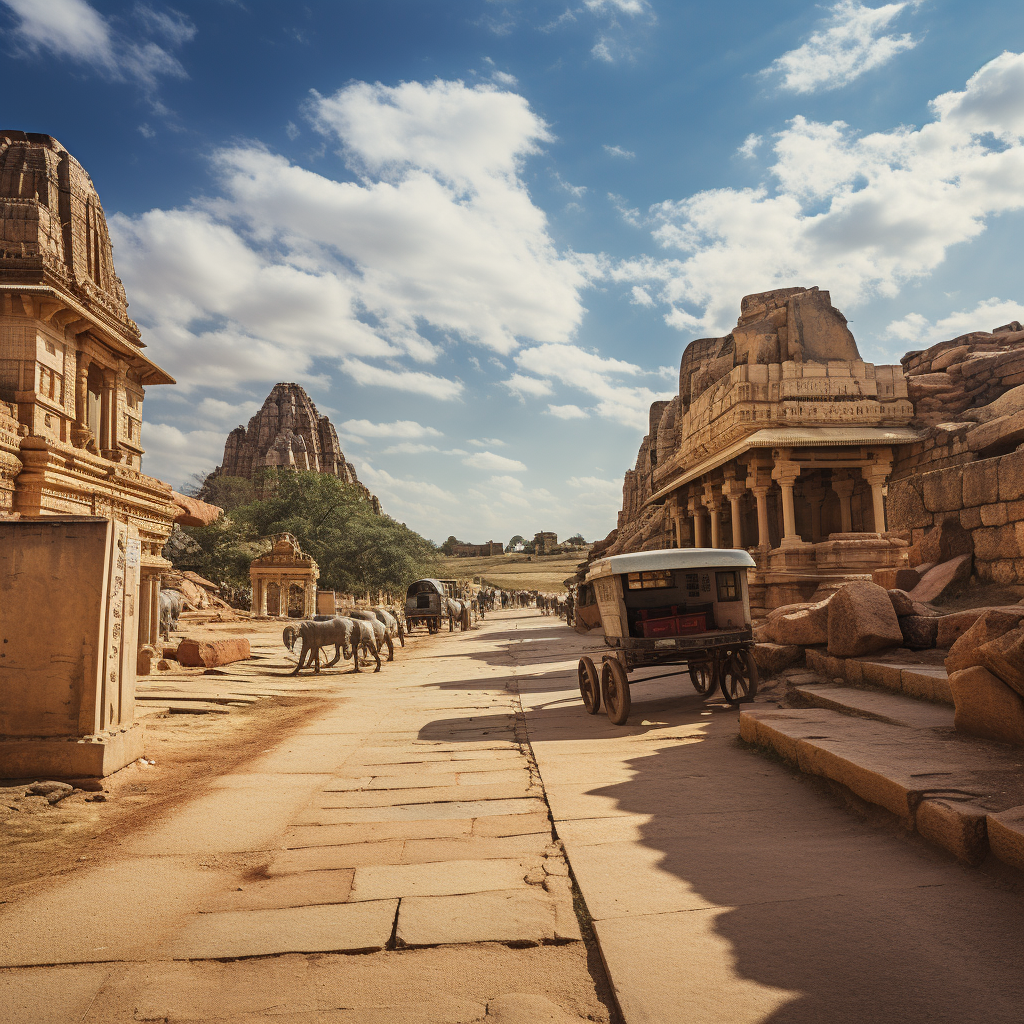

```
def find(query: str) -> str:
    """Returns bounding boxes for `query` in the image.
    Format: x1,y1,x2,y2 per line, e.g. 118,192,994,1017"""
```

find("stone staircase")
741,653,1024,873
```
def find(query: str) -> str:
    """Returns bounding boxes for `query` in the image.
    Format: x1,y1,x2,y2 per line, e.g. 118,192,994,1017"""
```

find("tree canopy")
167,470,441,596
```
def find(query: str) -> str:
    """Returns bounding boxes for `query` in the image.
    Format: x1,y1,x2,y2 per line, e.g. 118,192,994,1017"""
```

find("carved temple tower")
0,130,179,641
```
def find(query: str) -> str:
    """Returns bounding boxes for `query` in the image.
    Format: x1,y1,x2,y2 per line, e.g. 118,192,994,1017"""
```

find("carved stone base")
0,722,145,779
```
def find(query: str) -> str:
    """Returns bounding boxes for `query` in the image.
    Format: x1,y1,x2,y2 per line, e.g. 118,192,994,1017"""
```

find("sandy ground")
439,552,586,593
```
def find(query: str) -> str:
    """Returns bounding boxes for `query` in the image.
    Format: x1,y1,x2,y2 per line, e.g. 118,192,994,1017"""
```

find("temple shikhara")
207,381,381,511
598,287,922,608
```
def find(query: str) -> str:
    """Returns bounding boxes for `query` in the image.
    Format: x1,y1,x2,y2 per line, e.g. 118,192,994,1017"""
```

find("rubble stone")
827,581,903,657
978,627,1024,698
899,616,938,649
948,666,1024,746
767,600,829,646
752,643,804,676
909,554,973,604
176,638,251,668
945,610,1024,674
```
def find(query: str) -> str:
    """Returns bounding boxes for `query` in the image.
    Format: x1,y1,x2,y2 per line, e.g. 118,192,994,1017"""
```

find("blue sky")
4,0,1024,545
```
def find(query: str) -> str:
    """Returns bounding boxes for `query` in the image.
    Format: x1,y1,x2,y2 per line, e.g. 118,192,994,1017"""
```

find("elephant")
373,606,405,647
159,589,185,640
345,610,394,662
288,616,381,674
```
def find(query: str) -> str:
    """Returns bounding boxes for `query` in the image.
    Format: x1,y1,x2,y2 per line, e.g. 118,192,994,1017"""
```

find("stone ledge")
0,722,145,779
805,648,952,704
740,706,1024,869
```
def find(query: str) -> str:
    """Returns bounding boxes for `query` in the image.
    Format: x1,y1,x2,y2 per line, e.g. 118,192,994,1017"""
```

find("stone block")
930,346,970,371
962,458,999,507
967,410,1024,454
899,616,938,649
752,643,804,676
915,799,989,865
918,518,974,564
767,599,829,645
176,638,251,668
922,470,962,513
936,609,990,648
980,502,1009,527
973,524,1019,562
945,609,1024,674
987,806,1024,872
909,554,973,604
826,581,903,657
960,507,983,530
948,666,1024,745
893,568,923,590
885,477,933,531
871,568,900,590
978,627,1024,698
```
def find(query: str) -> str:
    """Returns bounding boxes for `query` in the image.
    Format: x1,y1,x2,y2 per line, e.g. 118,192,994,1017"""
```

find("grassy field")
438,550,590,593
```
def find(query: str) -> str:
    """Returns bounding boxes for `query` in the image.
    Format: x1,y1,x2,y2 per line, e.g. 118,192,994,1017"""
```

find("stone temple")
597,287,922,609
209,382,380,511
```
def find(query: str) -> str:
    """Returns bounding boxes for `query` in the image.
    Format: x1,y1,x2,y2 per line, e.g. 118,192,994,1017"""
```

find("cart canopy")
586,548,755,582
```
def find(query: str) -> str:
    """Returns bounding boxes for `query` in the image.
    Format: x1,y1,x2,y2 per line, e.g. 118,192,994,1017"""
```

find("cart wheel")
689,661,718,696
601,659,631,726
578,657,601,714
720,649,759,705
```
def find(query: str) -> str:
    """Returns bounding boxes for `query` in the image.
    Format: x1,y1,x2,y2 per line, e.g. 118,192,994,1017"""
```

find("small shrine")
249,534,319,618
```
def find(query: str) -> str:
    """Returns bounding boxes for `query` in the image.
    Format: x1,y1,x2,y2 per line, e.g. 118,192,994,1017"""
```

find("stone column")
99,367,117,459
722,476,746,549
861,465,890,534
304,583,316,618
771,454,803,548
703,483,723,548
803,483,828,542
72,355,93,449
750,488,770,548
689,495,706,548
832,473,856,533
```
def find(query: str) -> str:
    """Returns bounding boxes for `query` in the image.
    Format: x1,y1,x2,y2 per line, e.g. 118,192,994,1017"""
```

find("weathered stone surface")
962,458,1000,508
176,638,250,668
887,589,916,616
752,643,804,676
909,554,973,604
893,567,923,590
973,523,1020,562
930,346,970,371
945,610,1024,674
767,600,829,645
918,518,974,565
898,615,938,649
987,806,1024,872
922,470,963,513
967,409,1024,454
978,627,1024,698
826,581,903,657
948,666,1024,746
998,450,1024,502
915,799,989,865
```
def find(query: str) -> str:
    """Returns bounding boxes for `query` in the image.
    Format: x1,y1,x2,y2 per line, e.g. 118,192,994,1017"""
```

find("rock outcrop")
208,383,380,511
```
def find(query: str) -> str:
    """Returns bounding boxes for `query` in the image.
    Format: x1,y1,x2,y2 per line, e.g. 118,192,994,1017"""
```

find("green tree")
167,470,441,597
440,535,462,556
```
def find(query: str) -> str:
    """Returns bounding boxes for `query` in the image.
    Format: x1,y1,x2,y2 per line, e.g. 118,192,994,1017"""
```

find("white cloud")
886,297,1024,346
617,51,1024,336
380,442,441,455
608,192,642,227
569,475,621,491
603,144,635,159
547,404,589,419
763,1,918,95
341,419,444,439
515,344,674,429
468,437,508,447
114,79,592,403
591,38,615,62
1,0,193,92
340,359,464,400
552,171,587,197
737,133,763,158
630,285,655,307
585,0,648,13
140,422,226,487
502,373,555,400
353,459,458,506
489,474,524,490
463,451,527,472
491,69,518,87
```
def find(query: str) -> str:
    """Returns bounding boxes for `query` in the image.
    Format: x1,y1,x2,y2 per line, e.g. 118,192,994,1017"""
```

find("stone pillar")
689,496,706,548
751,487,771,548
72,355,93,450
100,367,118,459
722,476,746,549
861,464,890,534
832,473,856,533
304,583,316,619
703,482,724,548
804,483,828,543
771,454,803,548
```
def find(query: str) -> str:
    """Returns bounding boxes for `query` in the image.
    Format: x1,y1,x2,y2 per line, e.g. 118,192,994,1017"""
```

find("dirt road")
3,609,1024,1023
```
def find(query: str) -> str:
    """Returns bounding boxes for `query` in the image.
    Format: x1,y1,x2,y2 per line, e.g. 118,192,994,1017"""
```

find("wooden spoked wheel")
601,658,631,726
720,649,759,705
578,657,601,714
689,660,717,696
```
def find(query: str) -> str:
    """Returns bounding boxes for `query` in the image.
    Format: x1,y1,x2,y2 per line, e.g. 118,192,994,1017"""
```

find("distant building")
451,540,504,557
533,531,558,555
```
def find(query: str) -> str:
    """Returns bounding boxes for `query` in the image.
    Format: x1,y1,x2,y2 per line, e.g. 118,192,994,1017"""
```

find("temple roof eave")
0,283,175,386
643,425,928,509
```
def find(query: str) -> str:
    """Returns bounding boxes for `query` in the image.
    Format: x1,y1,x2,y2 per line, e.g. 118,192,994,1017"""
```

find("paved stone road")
4,608,1024,1023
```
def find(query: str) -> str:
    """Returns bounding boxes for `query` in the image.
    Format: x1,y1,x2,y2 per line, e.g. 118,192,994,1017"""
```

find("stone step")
806,648,952,705
740,706,1024,871
793,684,956,730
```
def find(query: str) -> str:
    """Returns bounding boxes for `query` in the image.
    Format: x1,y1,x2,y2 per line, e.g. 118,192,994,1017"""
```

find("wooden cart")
577,549,759,725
